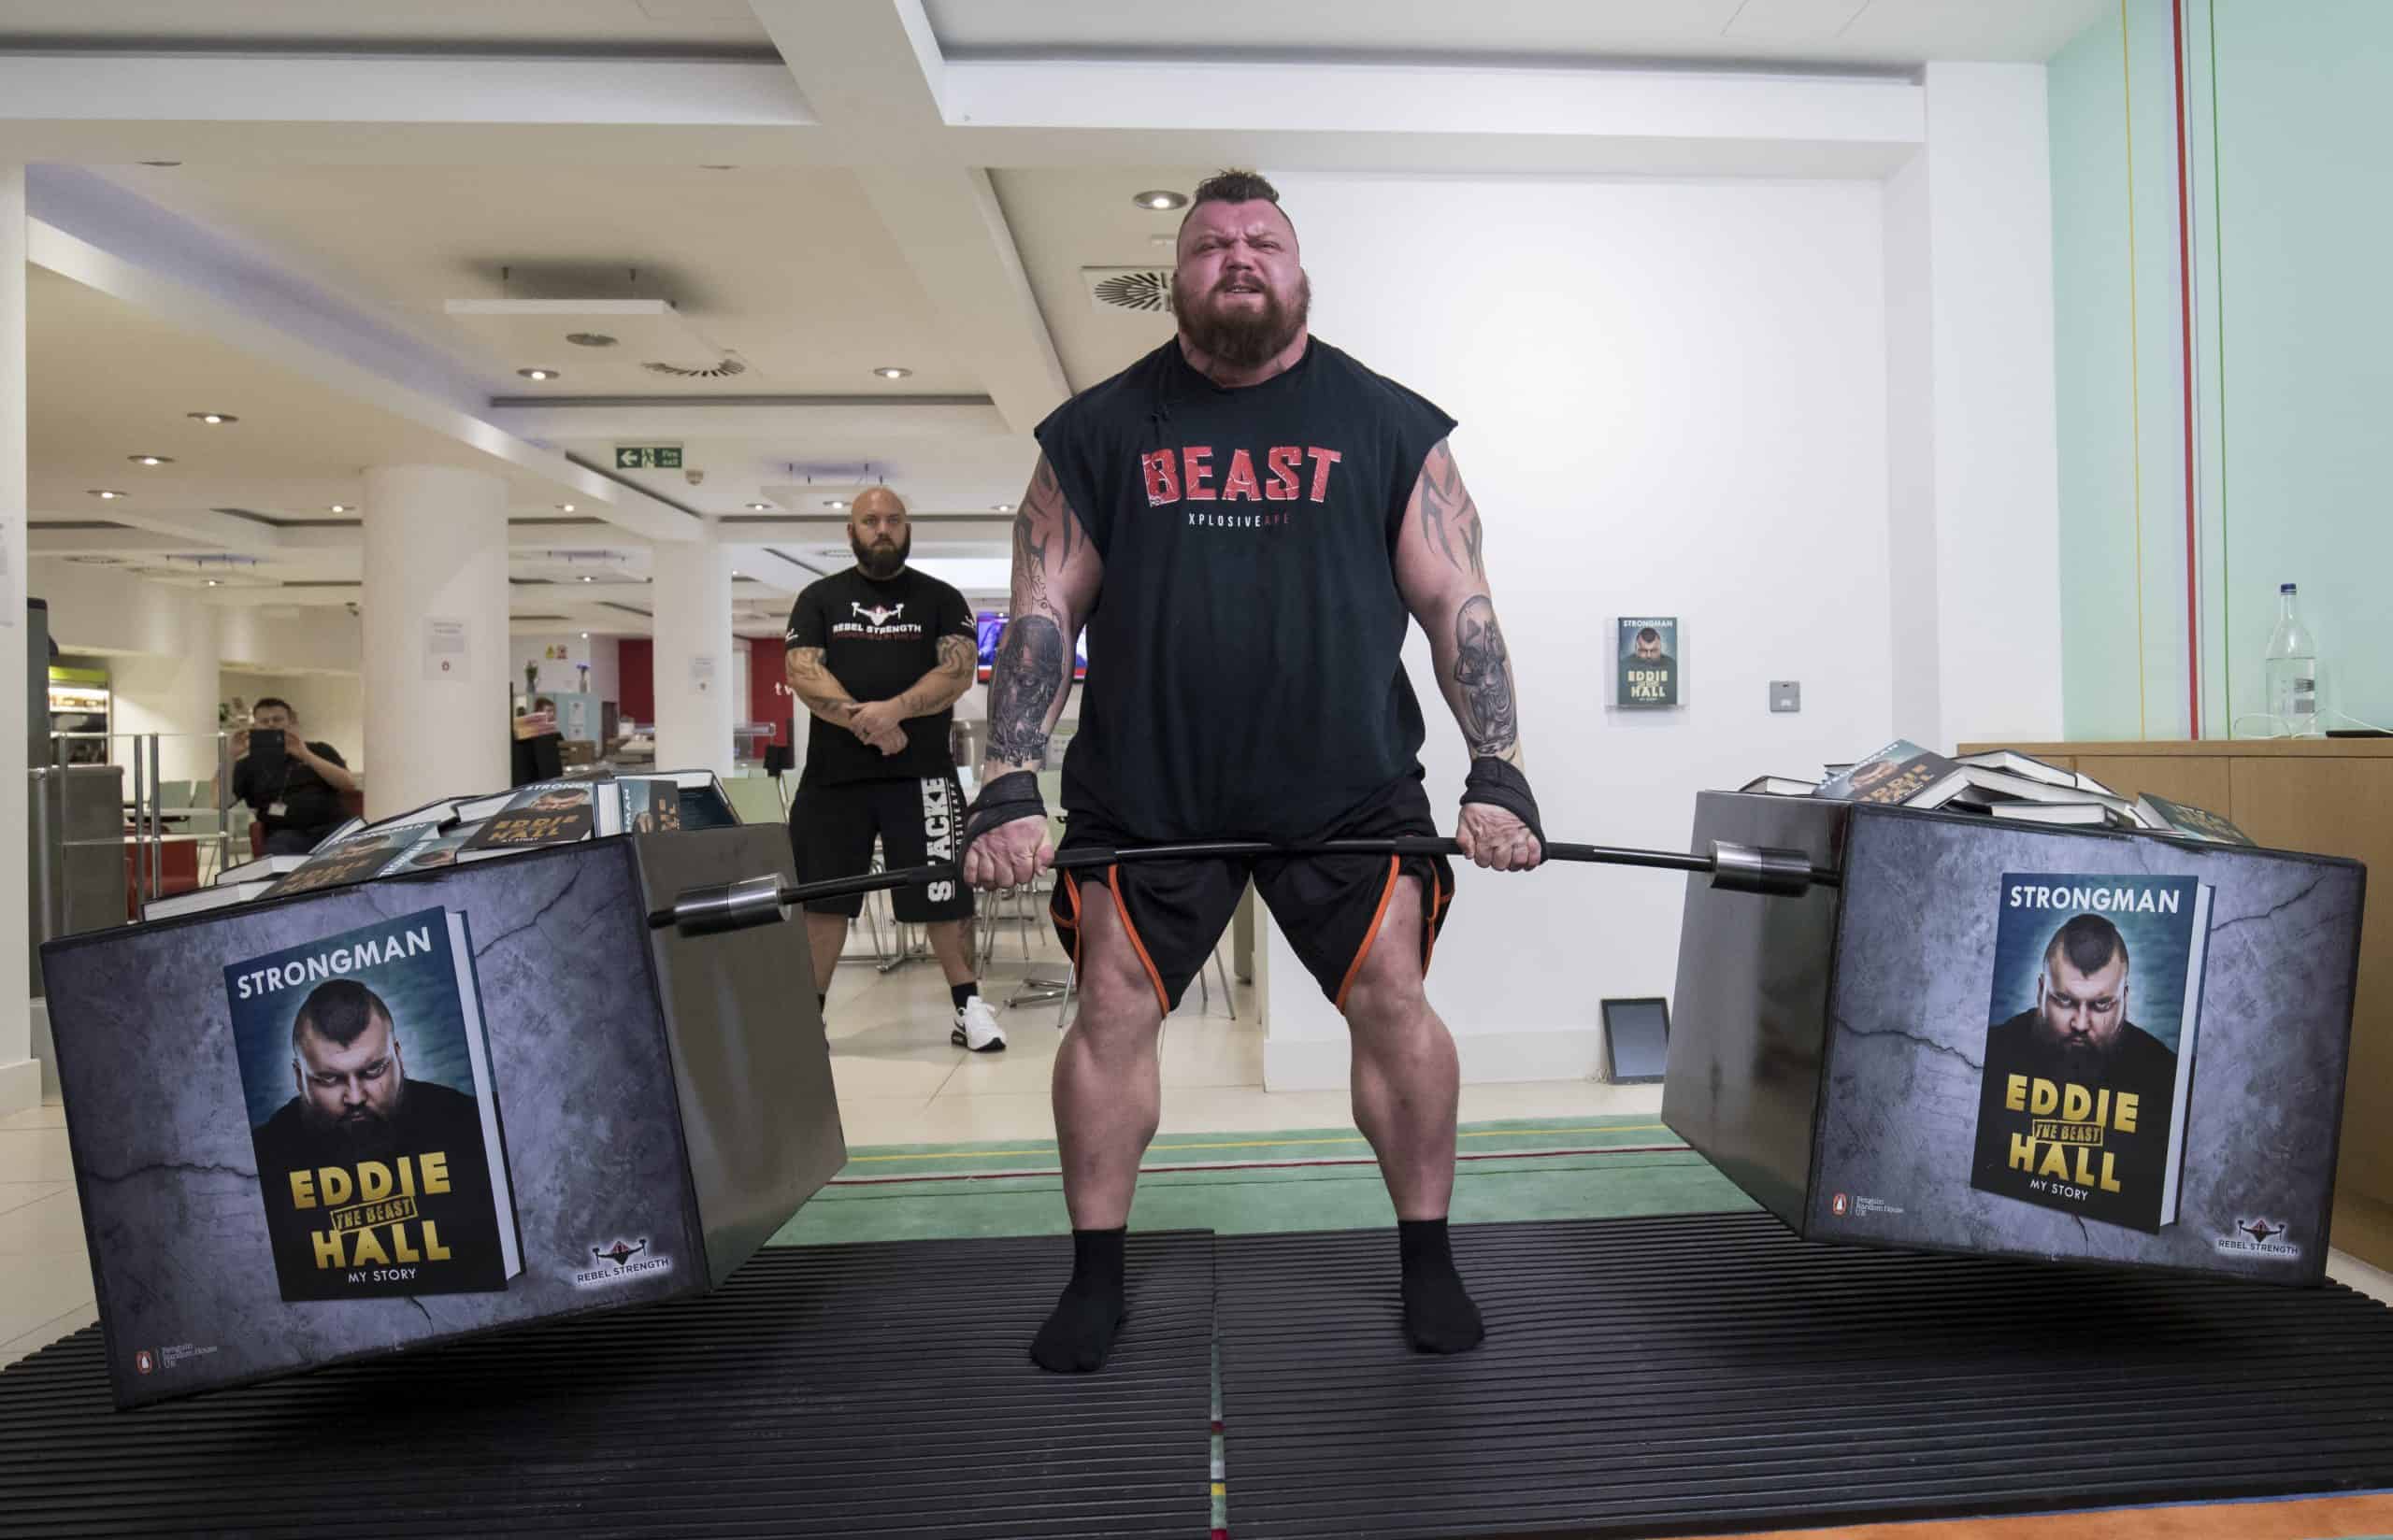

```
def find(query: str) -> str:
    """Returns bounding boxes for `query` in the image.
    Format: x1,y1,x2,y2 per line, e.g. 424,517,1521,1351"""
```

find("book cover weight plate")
1808,807,2357,1282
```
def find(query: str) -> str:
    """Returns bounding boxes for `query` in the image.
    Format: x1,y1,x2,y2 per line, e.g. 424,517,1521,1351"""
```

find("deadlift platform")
6,1214,2393,1538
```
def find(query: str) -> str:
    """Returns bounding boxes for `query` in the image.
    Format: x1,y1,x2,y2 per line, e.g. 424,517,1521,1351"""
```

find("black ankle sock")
816,991,826,1012
1031,1227,1127,1373
951,981,979,1012
1397,1218,1484,1354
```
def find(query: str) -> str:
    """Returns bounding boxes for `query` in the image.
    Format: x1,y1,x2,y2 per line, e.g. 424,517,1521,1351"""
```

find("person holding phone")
227,697,358,854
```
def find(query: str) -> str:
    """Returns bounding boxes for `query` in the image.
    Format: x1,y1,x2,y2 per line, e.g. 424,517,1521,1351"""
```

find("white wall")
1259,172,1899,1087
2,163,33,1111
1883,148,1942,744
29,558,361,673
509,632,611,703
111,645,222,783
1908,64,2066,745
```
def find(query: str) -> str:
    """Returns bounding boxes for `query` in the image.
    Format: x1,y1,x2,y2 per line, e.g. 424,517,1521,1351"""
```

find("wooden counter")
1959,738,2393,1273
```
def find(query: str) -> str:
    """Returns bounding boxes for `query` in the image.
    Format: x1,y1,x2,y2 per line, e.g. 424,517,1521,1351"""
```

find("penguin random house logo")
132,1342,216,1375
1828,1191,1904,1220
1830,1192,1849,1218
2214,1218,2302,1261
574,1235,674,1287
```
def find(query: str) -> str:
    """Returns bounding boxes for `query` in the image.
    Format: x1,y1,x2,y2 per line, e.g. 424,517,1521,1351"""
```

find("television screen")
976,609,1088,682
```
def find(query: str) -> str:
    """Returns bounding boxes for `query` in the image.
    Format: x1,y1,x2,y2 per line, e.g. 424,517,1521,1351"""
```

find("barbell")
647,835,1837,938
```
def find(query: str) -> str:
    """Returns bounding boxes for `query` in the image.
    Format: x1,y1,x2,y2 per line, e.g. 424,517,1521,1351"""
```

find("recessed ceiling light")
90,489,127,500
129,454,174,466
330,504,351,513
188,412,237,425
873,366,911,379
825,499,848,510
1135,190,1188,211
580,575,595,583
517,367,560,380
992,503,1015,513
565,333,617,349
745,502,773,511
580,631,590,638
206,578,220,587
556,503,576,512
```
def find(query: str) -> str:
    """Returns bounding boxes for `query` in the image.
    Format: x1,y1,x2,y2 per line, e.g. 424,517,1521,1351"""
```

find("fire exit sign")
614,445,683,470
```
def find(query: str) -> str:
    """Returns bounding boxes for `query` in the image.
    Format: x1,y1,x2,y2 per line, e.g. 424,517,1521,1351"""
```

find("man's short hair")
1637,628,1660,645
1185,169,1295,238
293,979,392,1055
253,696,294,717
2045,914,2128,981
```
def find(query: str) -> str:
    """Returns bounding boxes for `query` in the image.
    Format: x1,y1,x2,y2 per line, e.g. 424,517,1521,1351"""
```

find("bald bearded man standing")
783,488,1003,1050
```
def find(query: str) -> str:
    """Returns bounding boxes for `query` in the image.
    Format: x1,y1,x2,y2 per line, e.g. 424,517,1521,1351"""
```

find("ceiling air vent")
642,357,749,379
1082,267,1174,315
63,555,124,566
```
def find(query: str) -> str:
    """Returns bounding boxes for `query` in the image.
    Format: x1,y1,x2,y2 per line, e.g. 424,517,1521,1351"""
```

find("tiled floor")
6,928,2391,1369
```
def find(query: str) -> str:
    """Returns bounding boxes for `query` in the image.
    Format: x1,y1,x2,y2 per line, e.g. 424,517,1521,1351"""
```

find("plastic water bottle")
2263,583,2321,735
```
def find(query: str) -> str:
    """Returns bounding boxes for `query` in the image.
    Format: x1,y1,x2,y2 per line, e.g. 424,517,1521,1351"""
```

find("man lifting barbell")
961,170,1544,1373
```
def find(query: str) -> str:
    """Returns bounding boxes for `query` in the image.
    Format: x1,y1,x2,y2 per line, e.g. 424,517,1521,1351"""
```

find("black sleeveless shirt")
1033,337,1455,841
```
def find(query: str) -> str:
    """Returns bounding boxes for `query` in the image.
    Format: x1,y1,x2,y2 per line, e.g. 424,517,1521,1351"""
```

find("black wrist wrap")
1461,758,1546,847
962,771,1048,860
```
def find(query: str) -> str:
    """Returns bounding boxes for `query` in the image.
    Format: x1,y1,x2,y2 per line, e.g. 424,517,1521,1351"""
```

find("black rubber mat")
1219,1212,2393,1538
0,1233,1212,1538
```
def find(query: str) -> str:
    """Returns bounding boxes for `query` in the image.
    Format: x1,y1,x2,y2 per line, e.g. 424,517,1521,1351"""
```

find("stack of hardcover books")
147,769,738,922
1741,741,2257,846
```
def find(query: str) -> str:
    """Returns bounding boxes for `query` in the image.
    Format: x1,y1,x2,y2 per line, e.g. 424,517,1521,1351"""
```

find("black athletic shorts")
1050,776,1454,1014
789,772,975,922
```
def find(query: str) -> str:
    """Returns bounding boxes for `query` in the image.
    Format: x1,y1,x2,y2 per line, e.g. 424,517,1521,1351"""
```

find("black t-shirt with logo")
1033,337,1456,841
784,566,974,787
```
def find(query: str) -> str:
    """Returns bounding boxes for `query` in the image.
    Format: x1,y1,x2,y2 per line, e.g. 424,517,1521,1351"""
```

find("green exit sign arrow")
614,445,684,470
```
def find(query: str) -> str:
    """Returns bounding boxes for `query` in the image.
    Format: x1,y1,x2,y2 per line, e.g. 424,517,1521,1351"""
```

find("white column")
649,530,733,776
361,465,509,818
107,594,222,783
0,164,36,1112
1883,64,2065,750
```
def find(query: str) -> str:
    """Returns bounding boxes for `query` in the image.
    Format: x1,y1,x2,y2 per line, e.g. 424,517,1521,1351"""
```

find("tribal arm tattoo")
1395,440,1527,769
985,454,1099,775
891,634,980,718
784,646,861,725
1416,440,1485,580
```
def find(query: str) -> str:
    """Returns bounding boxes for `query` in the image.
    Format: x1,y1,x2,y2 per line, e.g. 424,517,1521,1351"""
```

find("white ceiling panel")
0,0,772,50
927,0,2107,66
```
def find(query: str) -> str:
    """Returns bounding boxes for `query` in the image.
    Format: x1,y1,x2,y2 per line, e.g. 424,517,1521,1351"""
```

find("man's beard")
1175,267,1311,369
303,1102,398,1158
852,528,910,579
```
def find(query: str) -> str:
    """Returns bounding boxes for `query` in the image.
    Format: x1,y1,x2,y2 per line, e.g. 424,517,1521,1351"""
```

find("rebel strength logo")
575,1235,675,1287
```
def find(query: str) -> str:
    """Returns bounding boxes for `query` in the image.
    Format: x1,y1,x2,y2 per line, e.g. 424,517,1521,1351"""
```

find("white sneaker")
951,995,1007,1053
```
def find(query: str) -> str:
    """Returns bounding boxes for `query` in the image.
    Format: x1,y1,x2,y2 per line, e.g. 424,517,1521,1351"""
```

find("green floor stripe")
833,1113,1673,1175
770,1148,1747,1247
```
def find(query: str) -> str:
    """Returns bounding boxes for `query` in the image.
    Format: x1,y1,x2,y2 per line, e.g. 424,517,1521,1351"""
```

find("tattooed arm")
1396,439,1524,769
1395,439,1540,871
784,647,862,727
964,455,1103,890
984,455,1102,777
847,633,979,752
